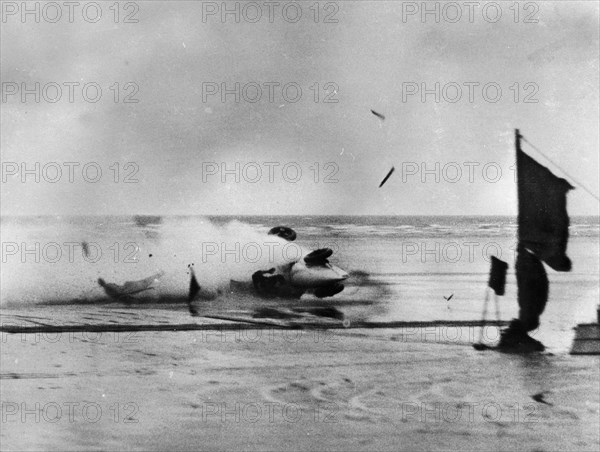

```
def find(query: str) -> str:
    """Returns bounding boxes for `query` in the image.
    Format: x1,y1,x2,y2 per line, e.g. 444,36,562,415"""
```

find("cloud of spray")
154,217,307,294
0,216,391,315
0,216,309,305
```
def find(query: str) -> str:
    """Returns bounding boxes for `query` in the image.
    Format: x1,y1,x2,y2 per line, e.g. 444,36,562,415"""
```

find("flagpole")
515,128,521,253
478,287,490,345
494,292,501,324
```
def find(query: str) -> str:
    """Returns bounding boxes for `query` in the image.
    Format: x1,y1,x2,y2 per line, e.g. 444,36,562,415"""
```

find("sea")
1,215,598,352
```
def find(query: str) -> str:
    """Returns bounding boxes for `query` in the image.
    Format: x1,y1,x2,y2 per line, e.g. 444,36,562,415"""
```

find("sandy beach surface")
1,308,599,451
1,216,598,450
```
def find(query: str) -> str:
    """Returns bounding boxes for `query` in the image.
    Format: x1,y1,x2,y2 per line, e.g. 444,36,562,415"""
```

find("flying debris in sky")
378,167,395,188
370,109,385,121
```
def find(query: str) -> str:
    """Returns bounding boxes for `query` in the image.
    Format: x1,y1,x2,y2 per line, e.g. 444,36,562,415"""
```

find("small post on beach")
188,264,200,316
478,287,490,344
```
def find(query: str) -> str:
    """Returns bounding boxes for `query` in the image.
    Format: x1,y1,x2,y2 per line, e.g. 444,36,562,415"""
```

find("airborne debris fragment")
378,167,395,188
370,109,385,120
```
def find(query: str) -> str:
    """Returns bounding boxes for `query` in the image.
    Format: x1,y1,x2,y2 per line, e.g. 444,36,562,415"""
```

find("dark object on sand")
473,327,545,353
378,167,395,188
497,320,545,352
268,226,297,242
531,392,552,405
188,265,201,316
570,323,600,355
188,265,201,300
370,109,385,120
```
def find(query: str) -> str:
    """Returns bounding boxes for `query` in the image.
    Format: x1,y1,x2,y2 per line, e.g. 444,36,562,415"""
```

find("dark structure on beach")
499,130,574,352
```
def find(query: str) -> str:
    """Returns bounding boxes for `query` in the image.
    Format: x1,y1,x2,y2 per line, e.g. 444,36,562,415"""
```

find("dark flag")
488,256,508,296
517,133,574,272
493,130,575,351
513,130,573,336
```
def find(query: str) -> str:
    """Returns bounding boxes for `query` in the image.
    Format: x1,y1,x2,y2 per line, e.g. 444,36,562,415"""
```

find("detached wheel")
268,226,297,242
304,248,333,265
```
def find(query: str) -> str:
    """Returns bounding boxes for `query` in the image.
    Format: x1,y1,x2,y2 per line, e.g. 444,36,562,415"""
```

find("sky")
1,1,598,216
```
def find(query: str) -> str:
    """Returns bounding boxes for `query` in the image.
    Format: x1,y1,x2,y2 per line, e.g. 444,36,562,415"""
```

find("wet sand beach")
1,310,599,451
1,216,598,450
